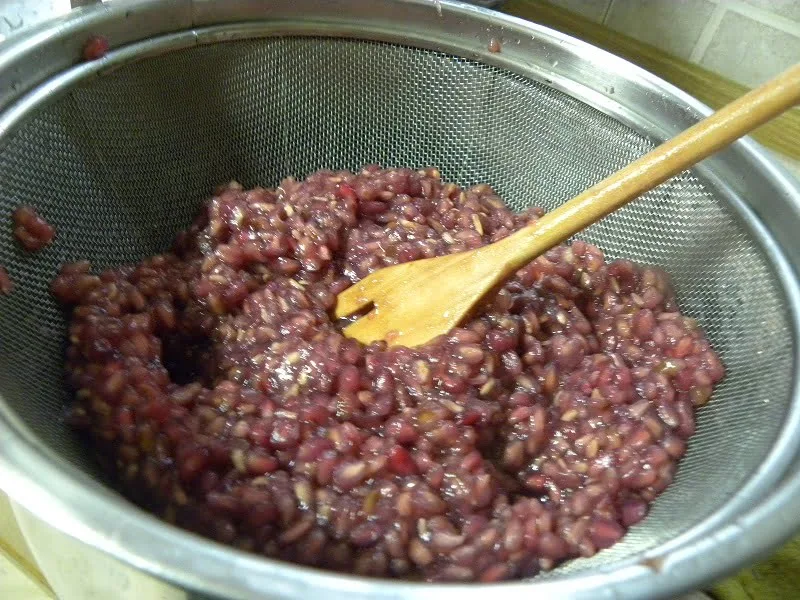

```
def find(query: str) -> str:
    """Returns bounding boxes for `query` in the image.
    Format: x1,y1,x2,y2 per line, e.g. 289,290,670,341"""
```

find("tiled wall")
0,1,71,41
548,0,800,88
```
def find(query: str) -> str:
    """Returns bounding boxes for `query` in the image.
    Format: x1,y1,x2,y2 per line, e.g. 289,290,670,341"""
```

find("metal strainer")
0,1,799,599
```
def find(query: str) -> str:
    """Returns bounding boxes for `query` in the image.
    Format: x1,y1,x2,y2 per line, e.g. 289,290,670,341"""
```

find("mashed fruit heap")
53,166,724,582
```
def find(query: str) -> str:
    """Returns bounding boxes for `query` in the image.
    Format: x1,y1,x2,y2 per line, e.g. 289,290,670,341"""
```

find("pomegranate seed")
0,266,12,295
590,518,625,549
247,452,279,475
83,35,110,61
179,449,210,482
388,445,417,476
338,183,357,201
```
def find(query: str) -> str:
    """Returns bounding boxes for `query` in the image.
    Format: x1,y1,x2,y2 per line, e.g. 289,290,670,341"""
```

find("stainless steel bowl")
0,1,799,599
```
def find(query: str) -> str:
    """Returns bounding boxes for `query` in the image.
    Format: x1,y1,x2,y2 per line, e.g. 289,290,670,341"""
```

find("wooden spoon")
335,63,800,348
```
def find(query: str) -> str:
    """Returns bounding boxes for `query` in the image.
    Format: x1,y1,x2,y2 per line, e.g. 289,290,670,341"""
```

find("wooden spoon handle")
492,62,800,272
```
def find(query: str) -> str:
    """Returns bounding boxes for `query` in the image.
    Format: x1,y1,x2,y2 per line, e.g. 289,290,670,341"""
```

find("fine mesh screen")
0,37,792,577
